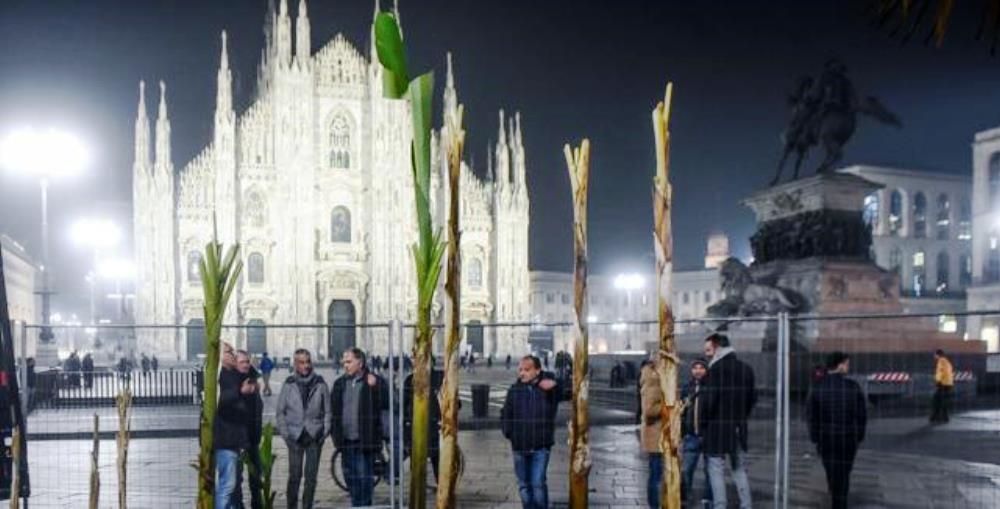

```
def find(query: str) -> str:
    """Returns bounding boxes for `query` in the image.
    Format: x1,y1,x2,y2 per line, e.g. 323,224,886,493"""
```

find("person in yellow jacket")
930,349,954,424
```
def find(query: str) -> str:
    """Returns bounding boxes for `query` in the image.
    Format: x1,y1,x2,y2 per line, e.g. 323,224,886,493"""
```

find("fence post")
781,312,790,509
773,313,784,509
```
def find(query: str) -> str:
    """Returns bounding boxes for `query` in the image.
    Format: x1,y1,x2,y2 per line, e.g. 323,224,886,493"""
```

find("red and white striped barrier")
867,372,911,383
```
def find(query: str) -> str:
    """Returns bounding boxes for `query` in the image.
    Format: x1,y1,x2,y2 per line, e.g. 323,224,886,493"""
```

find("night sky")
2,0,1000,312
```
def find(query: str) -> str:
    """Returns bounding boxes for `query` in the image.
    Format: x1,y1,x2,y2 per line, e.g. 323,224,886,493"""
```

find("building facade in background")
0,234,38,355
968,127,1000,352
133,2,530,360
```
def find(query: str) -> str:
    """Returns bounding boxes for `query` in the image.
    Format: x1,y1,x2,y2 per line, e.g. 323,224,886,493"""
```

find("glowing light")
0,127,89,179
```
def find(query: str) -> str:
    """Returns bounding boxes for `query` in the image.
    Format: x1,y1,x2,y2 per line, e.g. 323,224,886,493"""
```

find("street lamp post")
72,218,122,325
614,273,645,350
1,128,89,366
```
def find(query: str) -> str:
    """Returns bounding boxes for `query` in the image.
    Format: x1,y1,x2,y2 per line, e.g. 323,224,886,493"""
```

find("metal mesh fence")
5,314,999,507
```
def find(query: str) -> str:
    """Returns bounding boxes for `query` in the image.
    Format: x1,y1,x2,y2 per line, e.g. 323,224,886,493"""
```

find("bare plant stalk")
436,100,466,509
8,425,19,509
116,390,133,509
90,414,100,509
652,83,684,509
564,139,592,509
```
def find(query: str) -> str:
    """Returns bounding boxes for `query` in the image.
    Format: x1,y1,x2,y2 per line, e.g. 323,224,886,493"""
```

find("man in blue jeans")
501,355,560,509
214,343,256,509
681,359,712,507
330,347,386,507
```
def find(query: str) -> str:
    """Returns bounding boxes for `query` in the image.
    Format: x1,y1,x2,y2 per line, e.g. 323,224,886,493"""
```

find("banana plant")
195,237,242,509
116,390,132,509
246,423,277,509
436,89,466,509
374,11,444,509
652,83,684,509
564,139,592,508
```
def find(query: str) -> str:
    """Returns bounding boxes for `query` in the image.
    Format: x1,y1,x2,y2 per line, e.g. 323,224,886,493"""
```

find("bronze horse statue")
772,60,902,186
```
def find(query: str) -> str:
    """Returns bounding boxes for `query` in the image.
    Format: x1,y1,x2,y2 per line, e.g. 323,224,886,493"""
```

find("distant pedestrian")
488,354,494,369
469,352,477,373
501,355,560,509
809,352,866,509
931,349,954,424
276,349,330,509
331,347,386,507
141,354,151,377
505,354,512,370
543,355,549,370
82,353,94,389
701,333,756,509
151,355,159,373
259,352,275,397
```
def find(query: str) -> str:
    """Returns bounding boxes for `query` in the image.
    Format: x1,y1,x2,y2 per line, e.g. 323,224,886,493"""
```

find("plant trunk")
652,84,683,509
409,310,433,509
89,414,100,509
116,390,132,509
436,101,464,509
564,140,592,509
8,425,19,509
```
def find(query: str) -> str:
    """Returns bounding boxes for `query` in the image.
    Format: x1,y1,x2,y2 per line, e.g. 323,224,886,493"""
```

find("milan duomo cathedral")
132,1,530,361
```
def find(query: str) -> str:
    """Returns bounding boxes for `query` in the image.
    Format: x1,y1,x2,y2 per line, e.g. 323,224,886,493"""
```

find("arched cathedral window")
187,251,202,283
246,191,266,228
467,258,483,288
248,252,265,284
912,192,927,239
329,113,351,169
331,206,351,243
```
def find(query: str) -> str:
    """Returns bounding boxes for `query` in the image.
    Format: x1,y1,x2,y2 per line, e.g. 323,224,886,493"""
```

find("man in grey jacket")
275,348,331,509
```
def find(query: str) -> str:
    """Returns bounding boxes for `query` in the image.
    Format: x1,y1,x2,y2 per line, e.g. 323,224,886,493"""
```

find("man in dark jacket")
680,359,712,506
701,333,756,509
501,355,559,509
404,368,445,483
214,343,256,509
236,350,265,509
809,352,867,509
330,347,386,507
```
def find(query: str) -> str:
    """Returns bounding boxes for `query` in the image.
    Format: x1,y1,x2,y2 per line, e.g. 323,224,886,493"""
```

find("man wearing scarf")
276,348,331,509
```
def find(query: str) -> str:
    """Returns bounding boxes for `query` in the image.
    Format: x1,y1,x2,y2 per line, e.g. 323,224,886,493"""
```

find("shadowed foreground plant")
89,414,99,509
374,11,443,509
436,71,465,509
652,83,684,509
195,236,242,509
116,390,132,509
564,139,592,509
245,423,277,509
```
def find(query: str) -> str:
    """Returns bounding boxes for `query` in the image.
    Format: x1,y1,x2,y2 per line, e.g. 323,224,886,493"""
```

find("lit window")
331,206,351,243
912,192,927,239
936,194,950,240
248,252,265,284
889,190,903,236
329,113,351,169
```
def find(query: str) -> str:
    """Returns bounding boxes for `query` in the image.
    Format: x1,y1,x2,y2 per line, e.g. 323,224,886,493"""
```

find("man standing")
330,347,386,507
680,359,712,507
809,352,867,509
82,353,94,389
151,354,159,373
701,333,756,509
501,355,559,509
141,353,150,377
259,351,275,397
930,349,954,424
236,350,265,509
215,343,255,509
275,348,330,509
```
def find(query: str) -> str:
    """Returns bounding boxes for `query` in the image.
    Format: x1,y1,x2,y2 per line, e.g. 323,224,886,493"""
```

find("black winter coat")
214,367,250,451
501,372,560,452
404,369,445,454
808,373,867,446
700,352,757,455
330,370,388,453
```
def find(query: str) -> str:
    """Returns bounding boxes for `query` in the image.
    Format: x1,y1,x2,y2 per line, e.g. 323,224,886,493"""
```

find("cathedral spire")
514,112,526,190
394,0,402,36
442,52,457,122
134,80,150,172
496,109,510,188
216,31,233,117
276,0,292,65
154,80,172,173
296,0,311,64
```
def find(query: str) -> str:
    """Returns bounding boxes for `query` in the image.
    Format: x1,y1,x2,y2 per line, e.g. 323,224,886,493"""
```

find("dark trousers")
341,442,376,507
930,385,953,423
818,439,858,509
286,435,322,509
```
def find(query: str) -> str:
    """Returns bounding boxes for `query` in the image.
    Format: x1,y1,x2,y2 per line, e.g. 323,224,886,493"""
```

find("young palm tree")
652,83,684,509
436,90,466,509
89,414,100,509
116,390,132,509
374,12,444,509
195,237,242,509
564,140,592,508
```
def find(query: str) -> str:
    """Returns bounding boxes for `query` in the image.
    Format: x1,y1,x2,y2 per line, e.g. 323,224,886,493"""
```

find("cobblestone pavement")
23,415,1000,508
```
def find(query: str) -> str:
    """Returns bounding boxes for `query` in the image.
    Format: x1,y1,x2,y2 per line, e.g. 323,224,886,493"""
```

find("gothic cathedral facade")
132,1,530,361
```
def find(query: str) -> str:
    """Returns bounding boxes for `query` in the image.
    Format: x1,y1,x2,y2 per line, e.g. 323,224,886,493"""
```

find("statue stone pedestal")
736,173,982,353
